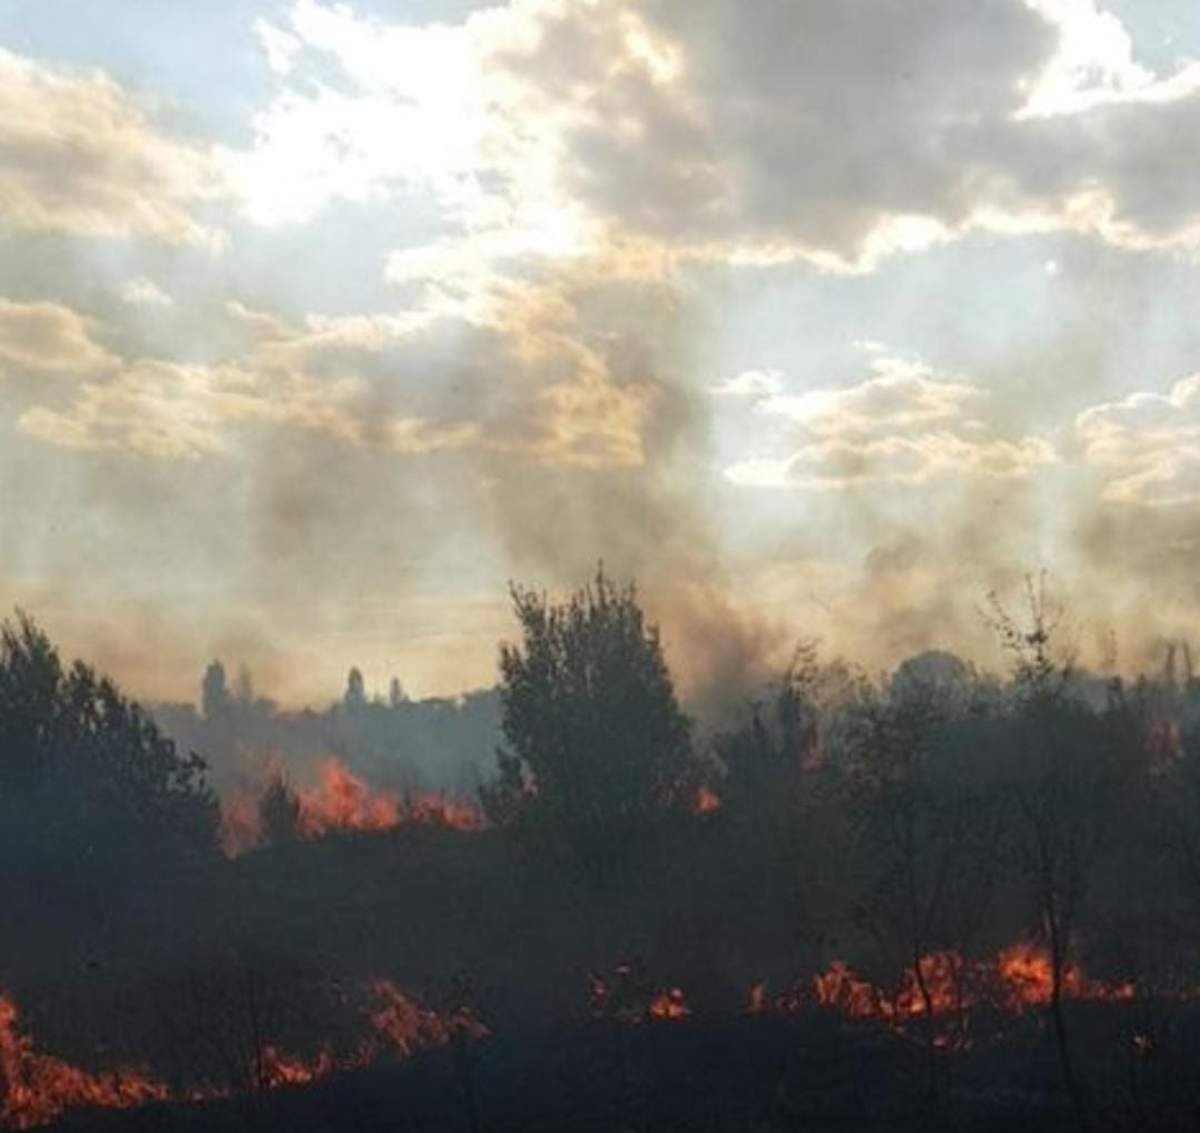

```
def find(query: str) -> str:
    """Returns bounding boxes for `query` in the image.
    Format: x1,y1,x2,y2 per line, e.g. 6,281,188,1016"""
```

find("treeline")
151,659,499,799
5,573,1200,1127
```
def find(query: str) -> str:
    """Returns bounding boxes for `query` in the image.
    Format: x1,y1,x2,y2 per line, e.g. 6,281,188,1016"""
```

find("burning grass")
0,995,167,1130
747,942,1138,1052
219,757,484,855
0,980,487,1130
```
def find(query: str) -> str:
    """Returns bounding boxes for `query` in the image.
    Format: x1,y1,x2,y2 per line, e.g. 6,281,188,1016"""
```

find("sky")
1,0,1199,706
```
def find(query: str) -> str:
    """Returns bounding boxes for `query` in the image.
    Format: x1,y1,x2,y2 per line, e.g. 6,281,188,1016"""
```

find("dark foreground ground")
47,1007,1200,1133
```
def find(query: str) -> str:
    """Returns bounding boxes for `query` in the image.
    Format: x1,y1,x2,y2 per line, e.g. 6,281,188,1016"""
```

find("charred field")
10,637,1200,1133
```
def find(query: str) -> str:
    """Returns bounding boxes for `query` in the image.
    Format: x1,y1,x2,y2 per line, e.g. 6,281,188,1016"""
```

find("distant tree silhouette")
233,665,255,706
482,568,695,874
201,660,229,721
344,667,367,711
0,611,219,884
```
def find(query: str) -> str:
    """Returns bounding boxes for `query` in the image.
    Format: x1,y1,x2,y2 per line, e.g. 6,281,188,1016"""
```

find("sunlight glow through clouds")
723,356,1058,490
4,0,1200,699
1019,0,1200,116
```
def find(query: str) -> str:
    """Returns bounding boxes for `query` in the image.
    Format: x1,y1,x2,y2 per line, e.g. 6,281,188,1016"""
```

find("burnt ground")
48,1007,1200,1133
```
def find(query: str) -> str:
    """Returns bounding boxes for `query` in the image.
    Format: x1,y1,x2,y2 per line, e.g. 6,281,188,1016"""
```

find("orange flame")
0,994,167,1130
220,757,484,855
366,979,488,1056
589,965,691,1024
693,787,721,815
647,988,691,1021
295,759,401,836
217,790,261,857
0,979,488,1128
993,943,1133,1010
758,942,1135,1041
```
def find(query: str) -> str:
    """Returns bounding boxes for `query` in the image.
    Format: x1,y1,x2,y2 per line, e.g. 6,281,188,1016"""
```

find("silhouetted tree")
234,665,255,705
258,774,302,846
482,568,695,874
716,642,822,809
344,667,367,711
986,578,1135,1133
201,660,229,721
0,611,219,885
840,659,1004,1103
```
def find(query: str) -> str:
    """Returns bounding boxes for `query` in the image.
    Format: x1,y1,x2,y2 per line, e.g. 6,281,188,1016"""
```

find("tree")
482,568,695,873
344,667,367,711
715,642,822,809
0,611,220,886
839,660,1004,1105
985,579,1134,1133
258,774,302,846
201,661,229,721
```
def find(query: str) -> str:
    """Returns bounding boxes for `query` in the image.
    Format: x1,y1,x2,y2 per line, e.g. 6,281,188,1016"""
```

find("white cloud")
1076,374,1200,505
1019,0,1200,117
0,49,228,246
254,17,303,76
709,368,783,398
0,299,116,376
725,356,1057,489
119,277,174,308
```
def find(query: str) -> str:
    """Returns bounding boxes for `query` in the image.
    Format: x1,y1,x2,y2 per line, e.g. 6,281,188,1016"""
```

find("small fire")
220,757,484,855
0,980,487,1129
811,960,884,1019
693,787,721,815
1,994,167,1130
647,988,691,1021
297,759,401,835
588,964,691,1024
755,942,1136,1042
993,943,1134,1010
295,760,484,838
366,979,488,1056
258,1046,334,1090
218,790,261,857
245,980,488,1093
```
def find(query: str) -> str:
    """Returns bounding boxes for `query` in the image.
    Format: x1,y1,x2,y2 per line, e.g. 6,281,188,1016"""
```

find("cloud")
232,1,1200,274
16,349,477,461
709,369,783,398
1076,373,1200,505
0,300,117,377
119,278,174,308
473,0,1200,267
0,49,228,246
15,270,665,471
1019,0,1200,118
236,0,533,228
725,356,1057,488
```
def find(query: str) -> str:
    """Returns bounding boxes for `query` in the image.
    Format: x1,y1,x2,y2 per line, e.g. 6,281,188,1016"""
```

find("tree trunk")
912,953,939,1105
1046,915,1088,1133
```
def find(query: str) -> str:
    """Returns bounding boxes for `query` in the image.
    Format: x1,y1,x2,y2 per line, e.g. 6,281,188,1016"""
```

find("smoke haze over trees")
151,656,501,801
4,569,1200,1128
